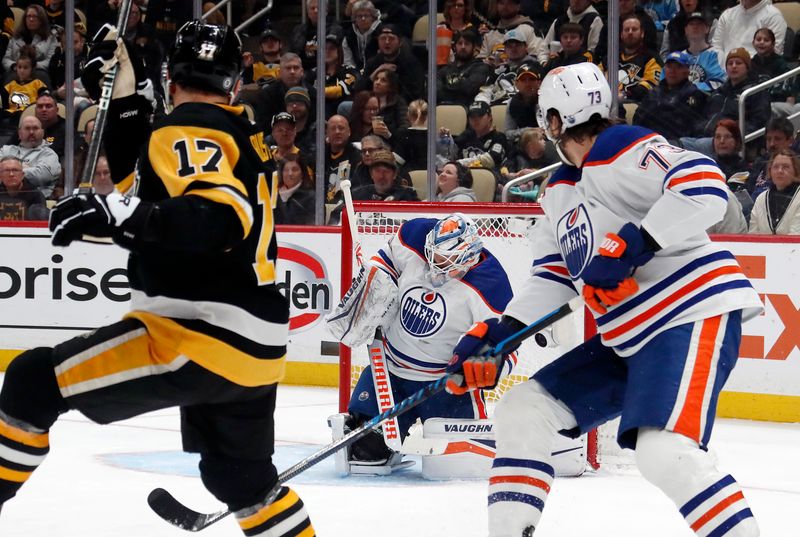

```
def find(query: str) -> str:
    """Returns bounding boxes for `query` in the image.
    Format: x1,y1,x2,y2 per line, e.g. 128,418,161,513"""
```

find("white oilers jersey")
505,125,763,356
371,218,514,381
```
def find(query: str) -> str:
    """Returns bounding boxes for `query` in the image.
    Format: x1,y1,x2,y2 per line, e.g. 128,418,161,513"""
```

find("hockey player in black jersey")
0,21,316,536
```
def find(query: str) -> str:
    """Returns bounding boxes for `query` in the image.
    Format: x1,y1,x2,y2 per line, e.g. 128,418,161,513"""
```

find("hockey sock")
488,381,578,536
0,348,65,505
636,428,759,537
234,486,315,537
0,410,50,504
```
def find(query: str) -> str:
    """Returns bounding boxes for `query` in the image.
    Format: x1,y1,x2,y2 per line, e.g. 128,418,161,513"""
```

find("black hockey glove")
81,23,154,105
49,192,153,248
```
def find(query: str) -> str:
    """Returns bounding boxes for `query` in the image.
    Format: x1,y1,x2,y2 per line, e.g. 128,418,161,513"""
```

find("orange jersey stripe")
690,491,745,531
490,475,551,494
601,265,742,341
673,315,722,442
667,171,725,189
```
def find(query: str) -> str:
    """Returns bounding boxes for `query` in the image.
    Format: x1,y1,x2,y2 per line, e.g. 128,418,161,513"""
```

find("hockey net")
338,202,632,470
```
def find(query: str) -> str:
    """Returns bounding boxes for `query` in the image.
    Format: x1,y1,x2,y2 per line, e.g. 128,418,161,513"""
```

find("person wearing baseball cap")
477,0,541,68
505,60,542,143
303,31,359,117
663,8,705,55
634,50,706,144
268,112,300,161
355,20,425,102
668,10,726,93
452,100,508,171
349,148,420,201
242,28,284,85
679,44,770,155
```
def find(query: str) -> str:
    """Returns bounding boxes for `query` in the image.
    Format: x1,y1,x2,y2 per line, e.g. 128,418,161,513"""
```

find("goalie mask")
424,214,483,287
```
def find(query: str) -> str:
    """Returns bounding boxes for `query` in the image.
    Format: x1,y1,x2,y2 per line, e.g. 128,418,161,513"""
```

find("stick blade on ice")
146,487,230,531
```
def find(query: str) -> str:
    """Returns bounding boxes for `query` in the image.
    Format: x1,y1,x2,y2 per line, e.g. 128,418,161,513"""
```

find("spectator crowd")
2,0,800,234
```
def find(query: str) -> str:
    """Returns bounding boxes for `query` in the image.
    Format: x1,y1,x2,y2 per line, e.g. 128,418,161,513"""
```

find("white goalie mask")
424,214,483,287
536,63,612,157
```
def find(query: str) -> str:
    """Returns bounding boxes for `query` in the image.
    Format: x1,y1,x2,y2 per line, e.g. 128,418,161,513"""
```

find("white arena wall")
0,221,797,423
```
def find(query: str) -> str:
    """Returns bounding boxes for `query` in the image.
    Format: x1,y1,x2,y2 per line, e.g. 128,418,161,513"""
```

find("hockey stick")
78,0,134,193
366,329,402,450
339,171,362,266
146,296,582,531
70,0,134,245
340,172,402,450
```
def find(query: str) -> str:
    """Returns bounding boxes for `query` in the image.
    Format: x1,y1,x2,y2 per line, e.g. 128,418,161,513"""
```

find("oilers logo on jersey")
556,204,594,278
400,286,447,338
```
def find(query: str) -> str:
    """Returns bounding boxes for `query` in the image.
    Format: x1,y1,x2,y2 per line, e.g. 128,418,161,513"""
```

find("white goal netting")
339,202,633,469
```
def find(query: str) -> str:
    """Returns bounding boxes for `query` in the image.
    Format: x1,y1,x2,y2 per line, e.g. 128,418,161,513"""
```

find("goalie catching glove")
581,222,657,314
445,318,520,395
49,192,153,248
326,261,399,347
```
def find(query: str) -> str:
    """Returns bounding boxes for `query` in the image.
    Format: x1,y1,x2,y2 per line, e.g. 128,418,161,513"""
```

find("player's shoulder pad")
546,164,582,190
397,217,438,259
461,250,513,313
583,124,662,167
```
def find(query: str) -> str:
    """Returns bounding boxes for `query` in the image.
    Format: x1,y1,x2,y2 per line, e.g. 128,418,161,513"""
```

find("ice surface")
0,380,797,536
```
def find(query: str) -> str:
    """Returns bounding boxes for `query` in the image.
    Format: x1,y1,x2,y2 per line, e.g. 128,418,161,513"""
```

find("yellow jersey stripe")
238,488,299,530
0,416,49,449
55,330,184,396
125,311,286,387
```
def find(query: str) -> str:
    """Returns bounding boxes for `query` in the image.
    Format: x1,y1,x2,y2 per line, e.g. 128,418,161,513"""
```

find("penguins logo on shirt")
400,286,447,337
556,204,594,278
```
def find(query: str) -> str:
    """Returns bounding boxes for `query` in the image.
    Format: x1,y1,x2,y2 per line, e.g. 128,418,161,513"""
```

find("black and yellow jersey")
121,102,288,388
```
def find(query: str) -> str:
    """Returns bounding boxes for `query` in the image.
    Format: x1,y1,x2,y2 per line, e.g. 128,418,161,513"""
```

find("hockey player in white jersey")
446,63,764,537
327,214,513,474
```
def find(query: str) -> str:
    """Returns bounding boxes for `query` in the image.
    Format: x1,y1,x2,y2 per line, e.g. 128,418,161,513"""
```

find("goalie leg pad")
325,261,399,347
328,412,411,476
234,486,315,537
488,380,578,537
636,428,759,537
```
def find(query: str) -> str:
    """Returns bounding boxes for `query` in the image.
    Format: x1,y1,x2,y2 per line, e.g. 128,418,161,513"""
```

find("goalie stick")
340,176,402,451
147,296,582,531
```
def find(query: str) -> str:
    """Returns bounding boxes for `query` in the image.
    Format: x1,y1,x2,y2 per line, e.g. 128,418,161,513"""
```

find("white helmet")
424,214,483,287
536,63,612,143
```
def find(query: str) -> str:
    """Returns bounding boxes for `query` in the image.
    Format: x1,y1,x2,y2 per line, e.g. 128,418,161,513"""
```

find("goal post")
338,201,621,470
